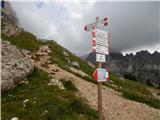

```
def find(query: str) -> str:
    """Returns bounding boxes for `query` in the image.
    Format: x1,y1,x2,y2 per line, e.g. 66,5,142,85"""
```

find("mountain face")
1,1,21,36
1,1,34,92
1,41,34,92
87,51,160,87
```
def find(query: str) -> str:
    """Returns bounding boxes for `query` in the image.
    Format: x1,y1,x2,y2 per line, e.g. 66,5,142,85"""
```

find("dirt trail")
32,45,160,120
55,71,160,120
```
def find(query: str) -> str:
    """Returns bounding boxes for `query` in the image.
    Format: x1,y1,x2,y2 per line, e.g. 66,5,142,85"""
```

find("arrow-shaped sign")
84,17,108,32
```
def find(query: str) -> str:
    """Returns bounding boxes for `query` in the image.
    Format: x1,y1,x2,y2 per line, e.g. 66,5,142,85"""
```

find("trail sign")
96,44,109,55
94,28,109,47
84,16,109,120
93,68,109,82
84,17,108,32
92,28,109,55
96,53,106,62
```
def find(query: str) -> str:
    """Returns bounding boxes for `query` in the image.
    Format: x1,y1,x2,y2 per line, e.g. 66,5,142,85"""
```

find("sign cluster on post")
84,16,110,120
92,27,109,67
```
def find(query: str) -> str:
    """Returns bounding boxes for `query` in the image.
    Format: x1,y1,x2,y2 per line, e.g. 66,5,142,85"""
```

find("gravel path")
33,45,160,120
53,69,159,120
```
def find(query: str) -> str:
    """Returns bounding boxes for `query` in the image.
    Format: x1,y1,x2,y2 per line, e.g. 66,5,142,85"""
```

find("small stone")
25,81,29,84
23,99,29,103
47,79,65,90
63,51,69,57
71,61,80,68
11,117,19,120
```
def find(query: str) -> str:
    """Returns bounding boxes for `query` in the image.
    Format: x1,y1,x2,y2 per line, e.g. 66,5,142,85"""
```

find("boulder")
71,61,80,68
63,51,69,57
1,41,34,92
48,79,65,90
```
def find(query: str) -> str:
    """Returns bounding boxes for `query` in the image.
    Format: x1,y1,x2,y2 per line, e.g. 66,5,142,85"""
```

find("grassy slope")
46,40,94,76
1,32,44,52
1,31,160,114
106,74,160,109
1,68,98,120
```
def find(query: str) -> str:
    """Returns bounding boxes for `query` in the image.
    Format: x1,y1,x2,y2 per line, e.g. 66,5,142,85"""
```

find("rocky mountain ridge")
87,50,160,87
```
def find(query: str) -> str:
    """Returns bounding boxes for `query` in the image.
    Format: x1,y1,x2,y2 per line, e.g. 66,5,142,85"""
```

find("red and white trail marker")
93,68,109,82
84,17,108,32
92,27,109,55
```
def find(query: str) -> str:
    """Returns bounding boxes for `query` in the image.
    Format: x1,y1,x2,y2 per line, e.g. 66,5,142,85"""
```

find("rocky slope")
1,1,34,92
1,41,34,92
87,51,160,87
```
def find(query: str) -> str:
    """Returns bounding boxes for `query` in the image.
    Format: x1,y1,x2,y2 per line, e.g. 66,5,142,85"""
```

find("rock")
71,61,80,68
36,45,51,56
65,57,70,64
23,99,29,103
1,41,34,92
48,79,65,90
11,117,19,120
1,1,21,36
63,51,69,57
23,99,29,107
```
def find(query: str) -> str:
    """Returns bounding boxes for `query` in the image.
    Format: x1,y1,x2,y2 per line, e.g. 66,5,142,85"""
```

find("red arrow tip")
104,17,108,21
84,26,87,31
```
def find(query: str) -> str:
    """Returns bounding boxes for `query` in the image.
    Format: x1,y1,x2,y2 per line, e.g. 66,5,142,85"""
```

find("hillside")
2,29,160,120
1,1,160,120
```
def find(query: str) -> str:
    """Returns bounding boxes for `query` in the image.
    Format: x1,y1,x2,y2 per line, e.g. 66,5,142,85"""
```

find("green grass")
104,73,160,109
122,90,160,109
1,31,44,52
1,68,98,120
62,80,77,91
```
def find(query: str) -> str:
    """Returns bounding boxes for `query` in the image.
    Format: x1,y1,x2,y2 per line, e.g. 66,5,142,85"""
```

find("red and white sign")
92,28,109,55
84,17,108,32
93,68,109,82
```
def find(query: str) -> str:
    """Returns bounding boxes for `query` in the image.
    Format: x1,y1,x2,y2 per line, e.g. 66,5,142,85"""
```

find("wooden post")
96,16,104,120
98,62,103,120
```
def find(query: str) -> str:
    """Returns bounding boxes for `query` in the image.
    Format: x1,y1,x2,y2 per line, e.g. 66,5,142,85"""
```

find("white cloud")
10,1,159,55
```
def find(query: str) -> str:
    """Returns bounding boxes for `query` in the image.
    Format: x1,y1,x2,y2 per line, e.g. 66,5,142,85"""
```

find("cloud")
10,1,159,55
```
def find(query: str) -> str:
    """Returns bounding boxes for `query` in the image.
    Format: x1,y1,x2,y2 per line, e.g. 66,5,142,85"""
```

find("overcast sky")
10,0,160,55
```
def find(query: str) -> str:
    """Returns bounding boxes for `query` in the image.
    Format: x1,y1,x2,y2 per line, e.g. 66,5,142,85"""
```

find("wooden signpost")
84,16,109,120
